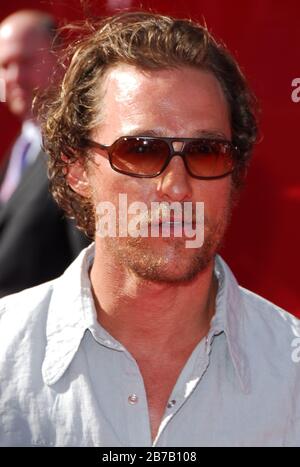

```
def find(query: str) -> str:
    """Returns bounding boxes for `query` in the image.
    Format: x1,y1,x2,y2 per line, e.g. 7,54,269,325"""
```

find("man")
0,10,89,297
0,12,299,447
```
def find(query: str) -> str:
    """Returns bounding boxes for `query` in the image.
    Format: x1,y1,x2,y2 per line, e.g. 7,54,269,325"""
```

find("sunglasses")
84,136,239,179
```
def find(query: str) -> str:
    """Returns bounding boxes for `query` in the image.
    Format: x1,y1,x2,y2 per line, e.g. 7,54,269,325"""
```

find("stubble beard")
103,204,232,284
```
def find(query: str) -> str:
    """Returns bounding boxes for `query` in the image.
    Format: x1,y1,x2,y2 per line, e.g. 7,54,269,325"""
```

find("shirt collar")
210,256,251,393
42,244,250,392
42,243,96,385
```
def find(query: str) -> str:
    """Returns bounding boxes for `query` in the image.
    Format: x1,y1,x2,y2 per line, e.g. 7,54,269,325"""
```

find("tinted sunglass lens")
185,140,235,178
110,138,169,176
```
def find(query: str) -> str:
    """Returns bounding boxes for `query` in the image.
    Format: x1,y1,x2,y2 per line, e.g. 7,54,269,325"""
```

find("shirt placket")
153,338,211,446
122,352,152,447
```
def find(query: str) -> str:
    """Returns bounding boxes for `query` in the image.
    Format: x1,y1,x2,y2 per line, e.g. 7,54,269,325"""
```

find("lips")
149,218,197,229
153,214,195,224
134,205,198,228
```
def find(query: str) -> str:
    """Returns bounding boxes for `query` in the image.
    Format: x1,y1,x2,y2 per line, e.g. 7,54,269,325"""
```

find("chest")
138,361,187,441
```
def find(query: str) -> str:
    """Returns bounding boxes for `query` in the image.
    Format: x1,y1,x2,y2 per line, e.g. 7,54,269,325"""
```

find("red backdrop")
1,0,299,316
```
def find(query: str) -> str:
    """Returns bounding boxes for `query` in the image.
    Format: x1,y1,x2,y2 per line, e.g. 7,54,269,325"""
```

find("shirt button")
128,394,139,405
167,400,176,409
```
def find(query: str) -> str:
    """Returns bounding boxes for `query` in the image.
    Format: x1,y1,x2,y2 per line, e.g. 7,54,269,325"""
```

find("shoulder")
0,278,54,314
239,285,300,348
217,256,299,350
0,280,55,393
239,288,300,445
217,255,300,392
0,281,54,359
0,281,56,446
237,285,300,397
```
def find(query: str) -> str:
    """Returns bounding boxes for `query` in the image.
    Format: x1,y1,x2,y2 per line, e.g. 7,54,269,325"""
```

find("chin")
107,235,215,284
130,262,211,284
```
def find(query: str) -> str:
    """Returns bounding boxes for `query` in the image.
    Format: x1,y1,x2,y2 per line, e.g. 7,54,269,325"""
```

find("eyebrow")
126,129,229,139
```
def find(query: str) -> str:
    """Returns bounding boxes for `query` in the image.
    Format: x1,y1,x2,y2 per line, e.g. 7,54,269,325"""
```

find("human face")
79,64,233,282
0,22,55,119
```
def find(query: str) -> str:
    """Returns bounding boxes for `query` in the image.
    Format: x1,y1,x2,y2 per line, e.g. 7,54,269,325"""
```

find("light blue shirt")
0,244,299,447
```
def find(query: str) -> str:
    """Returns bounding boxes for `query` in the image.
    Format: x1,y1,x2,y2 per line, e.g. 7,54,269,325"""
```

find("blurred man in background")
0,10,89,297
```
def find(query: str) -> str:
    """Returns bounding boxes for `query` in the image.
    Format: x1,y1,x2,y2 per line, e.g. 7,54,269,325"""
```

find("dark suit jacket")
0,150,90,297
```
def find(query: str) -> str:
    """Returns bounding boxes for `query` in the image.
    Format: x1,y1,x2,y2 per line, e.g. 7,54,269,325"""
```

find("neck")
90,241,218,358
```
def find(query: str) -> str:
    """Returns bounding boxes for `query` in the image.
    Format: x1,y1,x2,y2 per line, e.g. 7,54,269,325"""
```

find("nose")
156,155,193,202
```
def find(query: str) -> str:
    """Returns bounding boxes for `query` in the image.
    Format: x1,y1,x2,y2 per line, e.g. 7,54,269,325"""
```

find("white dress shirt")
0,244,299,447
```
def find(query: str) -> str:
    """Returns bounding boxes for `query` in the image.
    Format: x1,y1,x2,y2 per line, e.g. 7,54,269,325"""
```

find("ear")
65,160,91,198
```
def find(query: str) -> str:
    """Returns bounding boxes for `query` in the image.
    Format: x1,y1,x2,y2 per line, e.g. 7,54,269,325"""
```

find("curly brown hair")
39,11,258,239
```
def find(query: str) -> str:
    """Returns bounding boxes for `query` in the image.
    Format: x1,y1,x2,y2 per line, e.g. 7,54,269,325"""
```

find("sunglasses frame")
84,135,240,180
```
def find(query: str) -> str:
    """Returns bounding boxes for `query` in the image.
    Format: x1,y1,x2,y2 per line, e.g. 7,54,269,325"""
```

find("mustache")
130,202,202,225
